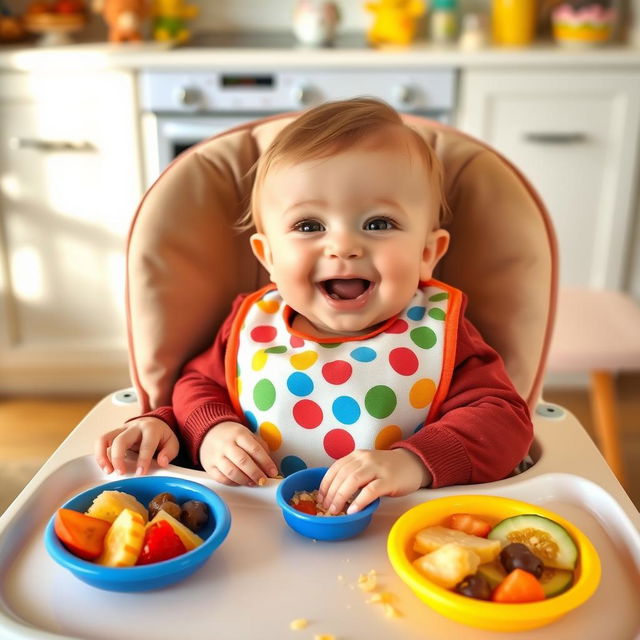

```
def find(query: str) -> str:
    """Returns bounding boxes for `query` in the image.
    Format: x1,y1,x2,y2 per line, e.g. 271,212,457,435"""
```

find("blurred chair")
546,288,640,484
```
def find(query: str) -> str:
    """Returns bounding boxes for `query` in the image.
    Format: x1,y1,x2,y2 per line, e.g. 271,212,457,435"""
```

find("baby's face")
251,139,448,338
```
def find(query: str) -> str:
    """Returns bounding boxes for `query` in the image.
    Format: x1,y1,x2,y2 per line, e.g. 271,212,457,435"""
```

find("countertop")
2,39,640,71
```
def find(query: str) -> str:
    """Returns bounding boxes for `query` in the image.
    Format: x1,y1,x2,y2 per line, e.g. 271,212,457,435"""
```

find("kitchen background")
0,0,639,513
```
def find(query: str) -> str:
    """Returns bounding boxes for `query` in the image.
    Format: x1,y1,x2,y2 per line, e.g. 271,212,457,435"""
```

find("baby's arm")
94,415,179,476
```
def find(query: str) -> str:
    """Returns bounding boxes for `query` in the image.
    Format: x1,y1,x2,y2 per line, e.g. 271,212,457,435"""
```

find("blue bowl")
44,475,231,592
275,467,380,541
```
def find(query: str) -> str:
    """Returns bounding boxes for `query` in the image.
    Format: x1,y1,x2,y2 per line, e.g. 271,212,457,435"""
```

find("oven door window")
143,115,263,185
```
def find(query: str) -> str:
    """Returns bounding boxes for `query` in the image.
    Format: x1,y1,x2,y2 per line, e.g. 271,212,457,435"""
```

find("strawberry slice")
136,520,187,565
292,499,318,515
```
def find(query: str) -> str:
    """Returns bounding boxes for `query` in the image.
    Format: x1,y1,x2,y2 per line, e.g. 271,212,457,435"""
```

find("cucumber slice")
539,568,574,597
488,514,578,570
476,561,506,589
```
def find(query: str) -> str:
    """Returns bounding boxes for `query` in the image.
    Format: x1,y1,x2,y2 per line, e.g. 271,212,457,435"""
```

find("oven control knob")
290,84,315,107
175,86,202,107
391,84,416,107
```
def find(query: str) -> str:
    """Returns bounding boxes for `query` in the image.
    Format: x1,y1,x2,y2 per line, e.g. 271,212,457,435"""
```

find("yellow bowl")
387,495,601,632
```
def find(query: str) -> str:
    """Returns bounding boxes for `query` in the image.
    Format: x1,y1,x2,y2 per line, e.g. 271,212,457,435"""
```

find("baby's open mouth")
321,278,372,300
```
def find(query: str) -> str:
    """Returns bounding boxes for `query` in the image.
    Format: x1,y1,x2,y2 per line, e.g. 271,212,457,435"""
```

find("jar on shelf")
491,0,537,46
429,0,458,44
551,0,617,48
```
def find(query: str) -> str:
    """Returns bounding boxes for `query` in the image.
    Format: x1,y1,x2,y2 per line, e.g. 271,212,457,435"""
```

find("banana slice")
86,490,148,524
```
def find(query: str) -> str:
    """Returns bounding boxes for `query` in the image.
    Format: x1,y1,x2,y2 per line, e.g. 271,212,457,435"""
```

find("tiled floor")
0,374,638,513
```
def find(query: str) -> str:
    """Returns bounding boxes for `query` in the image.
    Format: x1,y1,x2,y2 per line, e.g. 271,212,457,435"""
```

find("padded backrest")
126,114,557,412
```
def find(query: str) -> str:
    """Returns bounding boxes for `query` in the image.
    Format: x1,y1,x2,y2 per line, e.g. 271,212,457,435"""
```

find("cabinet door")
0,71,143,392
457,71,640,289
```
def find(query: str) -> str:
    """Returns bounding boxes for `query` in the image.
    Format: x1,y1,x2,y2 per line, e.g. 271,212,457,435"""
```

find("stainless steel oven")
138,66,457,187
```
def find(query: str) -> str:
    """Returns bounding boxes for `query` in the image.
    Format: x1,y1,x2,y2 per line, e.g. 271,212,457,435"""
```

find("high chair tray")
1,455,639,640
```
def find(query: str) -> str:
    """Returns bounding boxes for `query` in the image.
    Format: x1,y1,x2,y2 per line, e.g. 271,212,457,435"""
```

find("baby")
95,98,533,515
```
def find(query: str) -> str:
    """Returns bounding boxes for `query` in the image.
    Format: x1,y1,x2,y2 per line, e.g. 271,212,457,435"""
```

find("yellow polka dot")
375,424,402,450
237,377,242,396
252,349,268,371
257,299,280,314
290,350,318,370
259,421,282,451
409,378,436,409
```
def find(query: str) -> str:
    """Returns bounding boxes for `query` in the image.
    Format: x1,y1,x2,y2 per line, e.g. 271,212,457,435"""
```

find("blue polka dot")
407,306,426,321
245,411,258,432
350,347,377,362
281,455,308,477
287,371,314,397
332,396,361,425
413,421,425,434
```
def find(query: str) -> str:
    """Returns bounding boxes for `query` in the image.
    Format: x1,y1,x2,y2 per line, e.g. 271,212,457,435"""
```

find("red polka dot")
322,360,352,385
389,347,419,376
293,399,323,429
251,325,277,343
290,335,305,348
385,318,408,334
323,429,355,459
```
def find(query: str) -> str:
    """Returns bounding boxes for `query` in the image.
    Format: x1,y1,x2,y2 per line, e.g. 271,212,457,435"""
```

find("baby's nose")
324,232,363,259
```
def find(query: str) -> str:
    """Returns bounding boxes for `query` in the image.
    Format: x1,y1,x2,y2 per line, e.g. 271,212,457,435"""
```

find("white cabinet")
457,70,640,290
0,71,143,393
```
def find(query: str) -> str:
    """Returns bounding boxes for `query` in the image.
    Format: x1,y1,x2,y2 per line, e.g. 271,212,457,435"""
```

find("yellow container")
492,0,537,45
387,494,601,632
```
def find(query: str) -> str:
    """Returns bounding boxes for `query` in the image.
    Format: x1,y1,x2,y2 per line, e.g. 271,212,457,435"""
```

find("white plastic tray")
1,454,640,640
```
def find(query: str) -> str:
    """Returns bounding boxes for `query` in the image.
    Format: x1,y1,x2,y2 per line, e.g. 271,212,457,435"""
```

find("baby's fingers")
108,427,143,475
134,431,165,476
156,436,180,468
346,479,386,515
94,428,127,474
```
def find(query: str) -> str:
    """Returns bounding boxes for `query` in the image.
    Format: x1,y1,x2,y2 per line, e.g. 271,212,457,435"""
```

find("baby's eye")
294,220,324,233
364,217,395,231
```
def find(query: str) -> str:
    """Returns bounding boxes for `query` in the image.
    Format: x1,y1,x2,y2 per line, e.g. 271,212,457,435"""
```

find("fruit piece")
447,513,492,538
413,525,501,564
413,543,481,589
454,573,492,600
86,490,148,524
491,568,546,603
147,509,204,550
148,492,179,519
137,520,187,565
54,508,111,560
97,508,145,567
539,567,574,597
477,561,507,589
180,500,209,532
500,542,544,578
488,514,578,570
292,499,318,515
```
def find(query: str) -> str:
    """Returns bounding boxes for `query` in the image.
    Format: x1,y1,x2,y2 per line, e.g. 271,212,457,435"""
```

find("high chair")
0,112,639,640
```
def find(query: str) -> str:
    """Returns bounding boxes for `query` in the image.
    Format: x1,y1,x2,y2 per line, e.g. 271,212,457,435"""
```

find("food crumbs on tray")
289,618,308,630
258,477,266,486
384,603,401,618
357,572,377,592
366,592,392,605
313,635,336,640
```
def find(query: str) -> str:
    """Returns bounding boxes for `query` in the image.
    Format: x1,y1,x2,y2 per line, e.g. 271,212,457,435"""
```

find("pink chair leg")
590,371,626,485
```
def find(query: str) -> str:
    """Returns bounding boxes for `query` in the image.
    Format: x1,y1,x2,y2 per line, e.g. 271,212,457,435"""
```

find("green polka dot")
428,308,446,321
365,385,397,419
411,326,437,349
265,345,287,354
429,292,449,301
254,379,276,411
318,342,342,348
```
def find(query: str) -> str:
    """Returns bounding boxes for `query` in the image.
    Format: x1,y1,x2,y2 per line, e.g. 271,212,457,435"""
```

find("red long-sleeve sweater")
143,293,533,488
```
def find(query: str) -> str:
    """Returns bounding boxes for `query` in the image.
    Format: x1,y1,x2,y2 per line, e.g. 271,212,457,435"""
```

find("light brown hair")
238,97,449,232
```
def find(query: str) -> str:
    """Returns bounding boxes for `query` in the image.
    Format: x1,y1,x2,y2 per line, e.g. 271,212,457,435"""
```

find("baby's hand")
199,421,278,487
94,417,179,476
318,449,432,515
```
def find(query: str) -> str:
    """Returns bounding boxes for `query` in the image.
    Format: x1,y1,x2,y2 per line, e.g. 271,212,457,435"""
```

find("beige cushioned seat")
127,114,557,413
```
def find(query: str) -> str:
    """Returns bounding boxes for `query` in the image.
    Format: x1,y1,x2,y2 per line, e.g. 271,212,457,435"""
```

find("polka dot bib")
226,280,462,476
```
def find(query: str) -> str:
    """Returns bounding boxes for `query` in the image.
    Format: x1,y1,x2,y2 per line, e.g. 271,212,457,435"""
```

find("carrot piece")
492,568,546,603
447,513,492,538
54,508,111,560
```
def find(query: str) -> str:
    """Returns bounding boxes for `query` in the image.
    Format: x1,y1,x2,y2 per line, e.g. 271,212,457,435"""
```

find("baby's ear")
250,233,274,277
420,228,450,281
